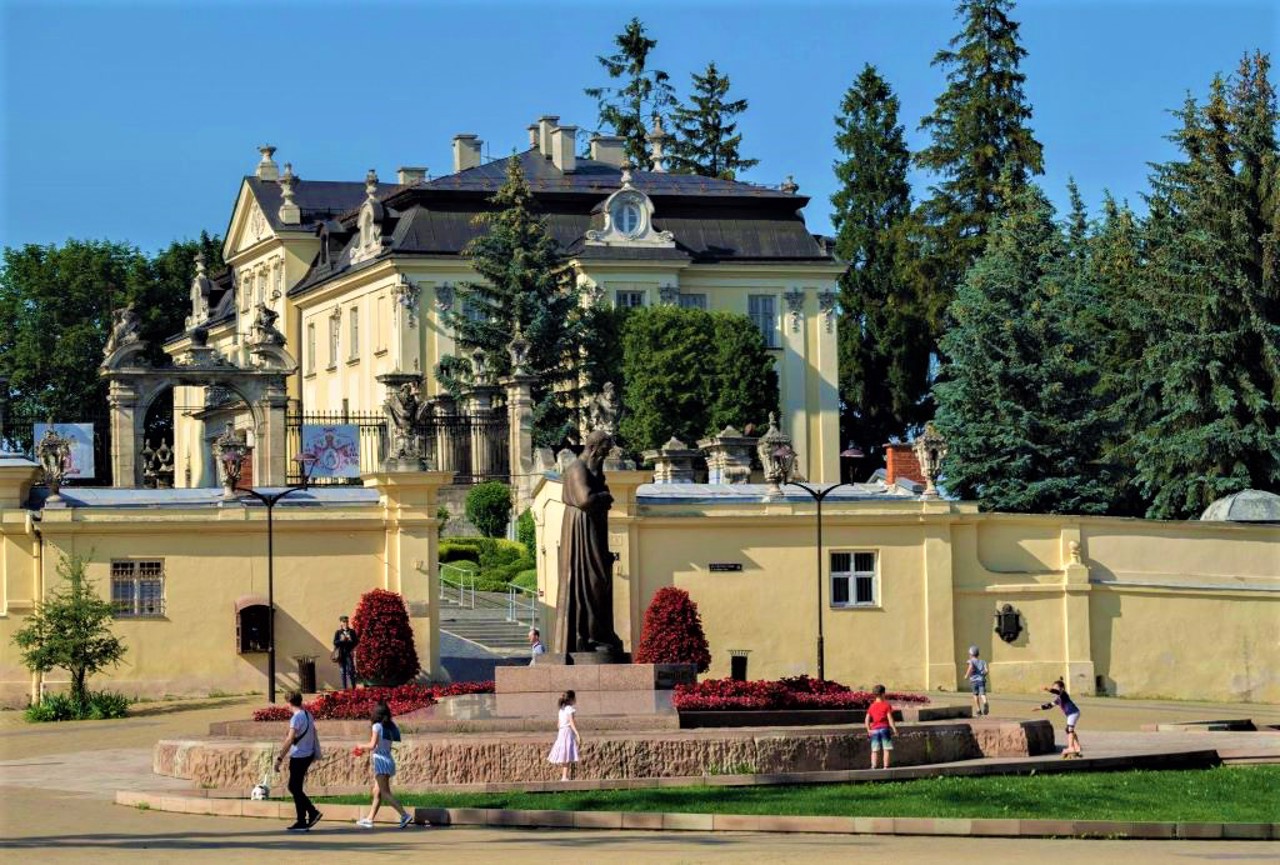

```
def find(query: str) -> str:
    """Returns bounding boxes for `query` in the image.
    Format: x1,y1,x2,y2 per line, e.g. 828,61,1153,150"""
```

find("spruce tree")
934,183,1112,514
831,65,931,463
915,0,1045,338
439,156,582,447
1126,58,1280,518
585,18,675,171
667,62,758,179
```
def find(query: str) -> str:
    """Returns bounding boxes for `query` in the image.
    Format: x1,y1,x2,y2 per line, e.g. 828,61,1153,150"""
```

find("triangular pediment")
224,181,277,259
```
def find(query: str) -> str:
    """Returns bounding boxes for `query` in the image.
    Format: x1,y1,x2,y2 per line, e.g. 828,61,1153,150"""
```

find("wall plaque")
708,563,743,573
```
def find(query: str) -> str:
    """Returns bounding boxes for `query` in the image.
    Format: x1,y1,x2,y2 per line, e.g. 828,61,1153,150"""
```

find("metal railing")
507,582,538,629
439,563,476,608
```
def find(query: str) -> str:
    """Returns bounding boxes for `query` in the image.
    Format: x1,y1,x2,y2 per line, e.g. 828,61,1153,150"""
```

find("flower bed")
251,681,494,721
672,675,930,712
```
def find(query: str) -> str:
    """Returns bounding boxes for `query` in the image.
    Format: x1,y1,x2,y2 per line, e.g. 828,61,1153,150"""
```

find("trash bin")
295,656,317,694
728,649,751,682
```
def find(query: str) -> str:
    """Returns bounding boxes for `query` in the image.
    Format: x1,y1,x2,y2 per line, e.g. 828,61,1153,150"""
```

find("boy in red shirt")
864,684,898,769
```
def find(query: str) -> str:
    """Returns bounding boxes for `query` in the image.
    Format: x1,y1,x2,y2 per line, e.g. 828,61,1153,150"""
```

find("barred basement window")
830,551,877,608
111,560,165,617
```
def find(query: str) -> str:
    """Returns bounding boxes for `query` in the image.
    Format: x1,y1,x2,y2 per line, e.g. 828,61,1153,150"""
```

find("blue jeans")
340,655,357,690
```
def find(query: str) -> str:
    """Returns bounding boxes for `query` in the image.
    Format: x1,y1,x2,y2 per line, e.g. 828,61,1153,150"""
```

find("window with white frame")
111,560,165,617
349,307,360,359
748,295,779,348
678,293,708,310
306,323,316,374
376,295,388,352
328,311,340,368
830,551,877,607
256,270,266,307
615,290,646,309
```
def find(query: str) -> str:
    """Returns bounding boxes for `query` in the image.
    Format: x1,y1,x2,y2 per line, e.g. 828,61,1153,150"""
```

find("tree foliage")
439,157,583,447
466,480,514,539
934,184,1114,514
617,306,778,455
914,0,1045,351
831,65,931,463
633,586,712,673
0,233,223,432
667,62,758,179
585,17,675,170
350,589,420,687
1120,54,1280,518
11,553,127,705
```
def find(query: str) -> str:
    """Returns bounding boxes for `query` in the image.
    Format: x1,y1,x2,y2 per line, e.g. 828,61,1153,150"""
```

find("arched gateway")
99,306,296,488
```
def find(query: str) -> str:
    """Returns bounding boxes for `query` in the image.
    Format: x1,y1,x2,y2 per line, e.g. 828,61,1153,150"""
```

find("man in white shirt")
274,691,322,831
529,628,546,663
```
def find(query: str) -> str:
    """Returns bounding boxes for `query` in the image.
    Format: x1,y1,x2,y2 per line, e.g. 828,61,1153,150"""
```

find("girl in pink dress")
547,690,581,781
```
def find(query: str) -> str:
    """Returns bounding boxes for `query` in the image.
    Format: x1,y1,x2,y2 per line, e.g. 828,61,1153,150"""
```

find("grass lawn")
317,766,1280,823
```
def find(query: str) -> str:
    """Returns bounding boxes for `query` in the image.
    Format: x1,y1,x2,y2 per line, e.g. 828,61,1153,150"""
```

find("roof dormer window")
586,168,675,249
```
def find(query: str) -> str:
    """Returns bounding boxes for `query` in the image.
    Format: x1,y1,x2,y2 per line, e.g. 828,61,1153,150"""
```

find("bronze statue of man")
557,430,624,656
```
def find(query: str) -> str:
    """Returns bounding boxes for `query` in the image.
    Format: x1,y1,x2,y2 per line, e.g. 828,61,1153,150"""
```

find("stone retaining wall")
155,720,1052,790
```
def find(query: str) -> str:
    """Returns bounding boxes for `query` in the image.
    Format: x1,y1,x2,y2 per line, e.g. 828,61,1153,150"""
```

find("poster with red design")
300,425,361,479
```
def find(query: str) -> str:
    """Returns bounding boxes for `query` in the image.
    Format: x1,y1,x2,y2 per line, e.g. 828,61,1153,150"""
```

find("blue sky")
1,0,1275,253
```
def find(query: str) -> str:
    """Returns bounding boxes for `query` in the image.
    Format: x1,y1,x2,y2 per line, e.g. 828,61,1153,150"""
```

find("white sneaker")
355,817,374,828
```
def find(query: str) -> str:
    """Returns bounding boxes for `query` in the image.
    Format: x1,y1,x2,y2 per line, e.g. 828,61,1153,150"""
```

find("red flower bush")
252,681,494,722
350,589,420,686
633,587,712,673
672,675,930,712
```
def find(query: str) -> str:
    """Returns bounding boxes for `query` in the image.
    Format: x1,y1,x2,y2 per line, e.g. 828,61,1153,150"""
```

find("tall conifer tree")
440,157,582,447
934,184,1112,514
667,62,758,179
830,65,930,462
1125,57,1280,518
585,18,675,171
915,0,1044,337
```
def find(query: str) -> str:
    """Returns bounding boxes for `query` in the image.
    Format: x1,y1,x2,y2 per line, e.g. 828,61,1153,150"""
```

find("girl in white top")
351,701,413,828
547,690,581,781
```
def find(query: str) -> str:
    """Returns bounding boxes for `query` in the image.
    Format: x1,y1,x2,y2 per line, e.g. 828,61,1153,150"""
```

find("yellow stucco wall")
0,469,450,707
533,478,1280,703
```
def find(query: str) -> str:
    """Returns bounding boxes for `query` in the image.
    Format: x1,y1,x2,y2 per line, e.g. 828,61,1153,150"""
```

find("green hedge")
439,539,533,591
512,569,537,591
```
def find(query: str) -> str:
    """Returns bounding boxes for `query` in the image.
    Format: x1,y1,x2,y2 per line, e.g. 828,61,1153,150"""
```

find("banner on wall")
33,422,96,480
299,424,362,479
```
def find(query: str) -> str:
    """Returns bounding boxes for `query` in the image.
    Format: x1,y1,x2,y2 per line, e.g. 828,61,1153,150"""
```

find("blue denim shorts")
869,728,894,751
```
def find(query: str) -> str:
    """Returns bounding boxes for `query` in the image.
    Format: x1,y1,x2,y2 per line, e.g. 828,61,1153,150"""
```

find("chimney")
527,124,539,148
550,125,577,173
537,115,560,156
452,134,482,173
397,166,428,185
883,443,926,488
255,144,279,180
589,134,627,168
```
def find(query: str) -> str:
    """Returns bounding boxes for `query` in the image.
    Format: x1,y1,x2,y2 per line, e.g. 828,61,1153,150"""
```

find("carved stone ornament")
249,302,286,347
383,376,430,467
587,382,620,436
36,427,72,502
658,283,680,305
912,421,948,497
818,289,838,333
508,328,532,376
584,171,675,249
101,304,149,370
784,289,805,333
211,422,250,500
394,275,421,328
756,412,796,498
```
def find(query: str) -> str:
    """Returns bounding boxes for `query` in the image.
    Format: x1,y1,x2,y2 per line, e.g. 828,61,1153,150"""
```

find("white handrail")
439,563,476,608
507,582,537,628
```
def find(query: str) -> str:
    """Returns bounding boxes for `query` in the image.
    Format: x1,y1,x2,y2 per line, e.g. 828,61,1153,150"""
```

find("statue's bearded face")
584,434,613,467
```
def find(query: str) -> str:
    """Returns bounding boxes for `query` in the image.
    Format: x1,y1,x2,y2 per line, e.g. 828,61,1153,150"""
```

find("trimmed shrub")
350,589,420,686
24,689,132,723
439,538,531,590
516,508,536,559
633,587,712,673
439,542,481,565
512,569,537,591
252,681,495,722
466,481,513,538
672,677,931,711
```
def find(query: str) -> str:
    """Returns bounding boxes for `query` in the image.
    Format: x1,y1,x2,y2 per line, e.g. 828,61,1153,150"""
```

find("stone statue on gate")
556,429,624,658
249,302,286,347
104,304,143,357
587,382,620,436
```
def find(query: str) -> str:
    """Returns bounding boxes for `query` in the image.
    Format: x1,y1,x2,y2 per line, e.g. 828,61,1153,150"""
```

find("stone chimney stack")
589,135,627,168
527,124,539,148
550,125,577,173
537,115,560,156
397,166,428,185
452,135,482,173
255,145,280,180
277,163,300,224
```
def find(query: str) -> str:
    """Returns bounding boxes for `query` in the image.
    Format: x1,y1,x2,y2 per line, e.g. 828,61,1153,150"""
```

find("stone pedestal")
494,662,695,718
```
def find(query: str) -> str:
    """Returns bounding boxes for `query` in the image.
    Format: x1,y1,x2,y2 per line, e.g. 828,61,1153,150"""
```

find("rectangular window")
830,551,877,608
239,270,250,312
328,311,340,368
463,299,488,323
615,290,646,309
376,295,388,352
349,307,360,359
306,323,316,374
111,560,165,617
256,270,266,307
749,294,779,348
273,263,283,298
678,293,708,310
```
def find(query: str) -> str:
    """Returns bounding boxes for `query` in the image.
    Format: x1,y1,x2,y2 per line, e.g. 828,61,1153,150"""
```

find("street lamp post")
786,479,855,682
234,454,318,704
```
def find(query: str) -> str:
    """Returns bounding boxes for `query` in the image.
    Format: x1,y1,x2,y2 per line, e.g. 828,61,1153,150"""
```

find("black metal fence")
285,410,387,486
3,410,115,487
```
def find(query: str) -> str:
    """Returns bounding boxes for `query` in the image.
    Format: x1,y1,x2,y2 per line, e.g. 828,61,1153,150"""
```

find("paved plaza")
2,692,1278,863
